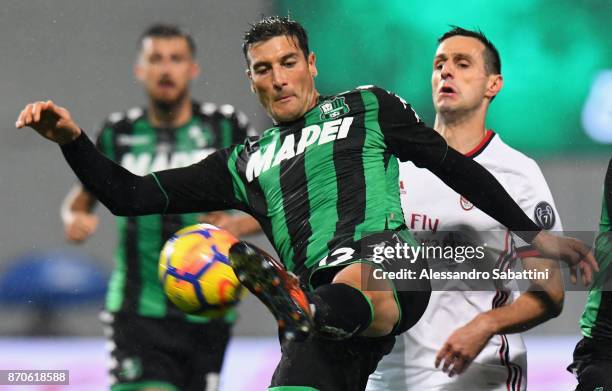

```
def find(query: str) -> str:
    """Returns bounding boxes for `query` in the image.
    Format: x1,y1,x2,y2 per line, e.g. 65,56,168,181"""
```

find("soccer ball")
158,224,245,317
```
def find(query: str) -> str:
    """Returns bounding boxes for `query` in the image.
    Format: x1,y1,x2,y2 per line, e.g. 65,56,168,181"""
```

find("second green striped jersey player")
96,101,250,320
62,102,253,391
579,159,612,341
569,158,612,390
59,24,258,391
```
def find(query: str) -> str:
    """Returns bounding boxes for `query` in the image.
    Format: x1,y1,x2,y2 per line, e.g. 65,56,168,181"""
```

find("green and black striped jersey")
580,158,612,340
95,101,251,321
153,86,448,281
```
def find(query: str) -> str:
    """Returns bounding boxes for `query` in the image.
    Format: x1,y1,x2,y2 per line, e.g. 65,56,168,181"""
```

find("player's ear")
133,46,148,81
485,74,503,100
190,61,201,81
246,68,256,94
134,61,145,82
308,52,318,78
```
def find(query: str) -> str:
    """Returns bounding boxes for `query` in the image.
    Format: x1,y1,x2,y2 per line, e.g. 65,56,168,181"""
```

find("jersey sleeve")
61,131,245,216
78,121,115,196
153,147,246,214
508,159,564,257
368,86,448,167
365,88,539,241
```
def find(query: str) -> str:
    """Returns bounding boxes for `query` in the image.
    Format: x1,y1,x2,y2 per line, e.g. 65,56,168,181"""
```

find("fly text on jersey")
246,117,354,182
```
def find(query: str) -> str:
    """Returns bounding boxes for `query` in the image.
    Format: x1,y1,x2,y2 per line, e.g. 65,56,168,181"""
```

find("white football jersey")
367,131,563,391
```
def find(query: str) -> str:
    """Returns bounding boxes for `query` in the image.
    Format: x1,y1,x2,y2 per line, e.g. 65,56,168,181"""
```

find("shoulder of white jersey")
480,134,539,170
486,134,563,233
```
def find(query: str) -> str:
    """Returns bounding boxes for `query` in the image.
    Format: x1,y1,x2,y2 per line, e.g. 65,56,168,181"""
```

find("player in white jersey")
367,27,565,390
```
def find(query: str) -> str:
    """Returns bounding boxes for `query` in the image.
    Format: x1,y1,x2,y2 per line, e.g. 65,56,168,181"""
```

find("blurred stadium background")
0,1,610,389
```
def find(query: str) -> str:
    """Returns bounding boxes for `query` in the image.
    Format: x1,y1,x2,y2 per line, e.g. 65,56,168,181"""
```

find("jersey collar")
274,95,327,128
464,129,496,158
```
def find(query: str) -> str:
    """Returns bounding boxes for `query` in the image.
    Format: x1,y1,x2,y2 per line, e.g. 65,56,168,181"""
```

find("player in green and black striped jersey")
19,17,597,391
83,101,251,318
59,24,259,391
568,158,612,390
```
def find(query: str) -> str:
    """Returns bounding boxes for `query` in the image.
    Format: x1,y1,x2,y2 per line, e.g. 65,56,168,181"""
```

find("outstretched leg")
229,242,314,341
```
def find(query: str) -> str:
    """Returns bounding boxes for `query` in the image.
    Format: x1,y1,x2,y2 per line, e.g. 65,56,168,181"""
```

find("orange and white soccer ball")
158,224,245,317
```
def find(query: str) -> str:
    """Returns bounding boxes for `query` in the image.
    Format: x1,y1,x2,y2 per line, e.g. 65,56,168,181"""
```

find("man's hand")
64,212,99,243
435,315,495,377
15,100,81,145
532,231,598,285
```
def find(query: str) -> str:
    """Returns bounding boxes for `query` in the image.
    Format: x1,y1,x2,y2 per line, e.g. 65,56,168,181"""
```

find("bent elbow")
546,290,565,319
551,294,564,318
107,204,131,217
532,288,564,319
93,175,165,217
100,197,136,217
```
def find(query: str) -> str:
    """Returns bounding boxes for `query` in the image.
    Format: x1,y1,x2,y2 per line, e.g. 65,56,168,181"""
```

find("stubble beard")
152,87,189,116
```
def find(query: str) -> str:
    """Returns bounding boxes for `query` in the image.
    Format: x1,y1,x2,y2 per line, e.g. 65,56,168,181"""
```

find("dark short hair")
438,26,500,75
140,23,196,56
242,16,309,66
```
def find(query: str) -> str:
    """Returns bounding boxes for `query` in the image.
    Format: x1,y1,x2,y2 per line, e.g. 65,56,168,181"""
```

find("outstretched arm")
59,131,168,215
426,145,596,283
16,100,241,216
367,87,597,280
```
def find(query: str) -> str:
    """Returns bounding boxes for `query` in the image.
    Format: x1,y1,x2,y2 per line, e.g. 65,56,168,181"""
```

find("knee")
332,263,399,337
360,289,399,337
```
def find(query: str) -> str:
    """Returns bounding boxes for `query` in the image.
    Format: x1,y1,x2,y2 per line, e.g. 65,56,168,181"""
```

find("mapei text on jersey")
246,117,354,182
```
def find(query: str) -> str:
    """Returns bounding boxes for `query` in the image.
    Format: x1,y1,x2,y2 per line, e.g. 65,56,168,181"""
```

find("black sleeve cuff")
60,129,91,153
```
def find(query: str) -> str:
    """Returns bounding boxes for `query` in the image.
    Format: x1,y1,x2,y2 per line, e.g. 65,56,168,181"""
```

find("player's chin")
435,101,458,114
272,107,302,123
152,92,182,106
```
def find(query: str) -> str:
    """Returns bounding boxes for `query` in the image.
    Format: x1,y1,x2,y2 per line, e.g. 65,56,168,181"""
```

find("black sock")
309,283,374,340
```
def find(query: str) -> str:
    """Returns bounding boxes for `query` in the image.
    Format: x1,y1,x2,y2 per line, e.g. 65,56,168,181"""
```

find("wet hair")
242,16,309,66
140,23,196,56
438,26,500,74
